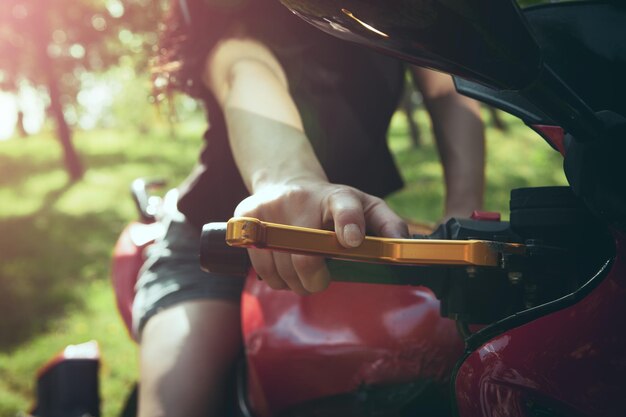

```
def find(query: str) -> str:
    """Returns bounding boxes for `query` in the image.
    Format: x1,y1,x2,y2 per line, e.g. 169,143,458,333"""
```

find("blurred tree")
0,0,163,180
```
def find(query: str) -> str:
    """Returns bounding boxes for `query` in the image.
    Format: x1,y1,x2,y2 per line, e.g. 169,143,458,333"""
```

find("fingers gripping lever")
200,217,529,324
224,217,523,267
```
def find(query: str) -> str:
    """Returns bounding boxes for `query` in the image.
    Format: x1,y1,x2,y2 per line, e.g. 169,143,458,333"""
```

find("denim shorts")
131,204,245,338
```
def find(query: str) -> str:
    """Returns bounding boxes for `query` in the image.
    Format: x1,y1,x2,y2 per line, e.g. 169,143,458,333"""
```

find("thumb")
325,188,366,248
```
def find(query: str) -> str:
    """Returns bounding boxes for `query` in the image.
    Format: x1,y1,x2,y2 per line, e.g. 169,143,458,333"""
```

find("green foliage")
0,0,168,179
0,0,163,90
0,0,165,149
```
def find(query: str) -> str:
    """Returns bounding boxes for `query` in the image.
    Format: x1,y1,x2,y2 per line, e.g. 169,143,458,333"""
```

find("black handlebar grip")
200,222,250,276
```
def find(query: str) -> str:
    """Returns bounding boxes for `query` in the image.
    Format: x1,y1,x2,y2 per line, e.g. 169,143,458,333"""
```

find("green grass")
0,109,565,417
387,107,566,223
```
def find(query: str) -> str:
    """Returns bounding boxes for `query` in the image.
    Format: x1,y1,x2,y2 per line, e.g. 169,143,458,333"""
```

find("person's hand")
234,179,408,295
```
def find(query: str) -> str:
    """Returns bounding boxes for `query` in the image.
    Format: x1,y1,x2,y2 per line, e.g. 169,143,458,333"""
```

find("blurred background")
0,0,566,416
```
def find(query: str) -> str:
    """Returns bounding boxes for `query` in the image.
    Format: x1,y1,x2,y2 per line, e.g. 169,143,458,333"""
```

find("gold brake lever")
226,217,525,267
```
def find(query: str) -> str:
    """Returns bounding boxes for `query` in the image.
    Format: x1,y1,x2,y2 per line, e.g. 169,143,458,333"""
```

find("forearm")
206,41,326,192
428,93,485,217
224,108,327,193
412,67,485,218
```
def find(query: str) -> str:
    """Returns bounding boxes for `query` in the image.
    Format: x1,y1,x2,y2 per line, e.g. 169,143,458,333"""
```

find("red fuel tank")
241,275,464,416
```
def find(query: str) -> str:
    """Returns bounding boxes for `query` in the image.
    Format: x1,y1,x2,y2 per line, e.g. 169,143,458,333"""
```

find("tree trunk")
16,111,28,138
33,2,84,181
47,76,84,181
488,106,508,132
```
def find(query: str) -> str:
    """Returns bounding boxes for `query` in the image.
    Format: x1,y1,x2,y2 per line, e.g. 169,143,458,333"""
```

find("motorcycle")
34,1,626,416
198,1,626,416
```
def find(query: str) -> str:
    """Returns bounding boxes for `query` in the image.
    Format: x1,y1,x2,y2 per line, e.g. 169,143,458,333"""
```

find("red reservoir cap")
471,210,501,221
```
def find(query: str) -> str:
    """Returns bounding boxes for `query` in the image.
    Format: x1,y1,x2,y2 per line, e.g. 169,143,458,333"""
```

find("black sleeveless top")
177,0,405,229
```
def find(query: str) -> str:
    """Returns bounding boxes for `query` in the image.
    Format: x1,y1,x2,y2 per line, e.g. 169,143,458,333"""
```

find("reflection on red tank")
242,274,464,416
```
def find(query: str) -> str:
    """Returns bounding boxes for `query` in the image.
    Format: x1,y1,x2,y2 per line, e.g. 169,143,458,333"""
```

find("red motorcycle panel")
241,274,464,416
455,231,626,417
111,223,145,338
111,221,163,338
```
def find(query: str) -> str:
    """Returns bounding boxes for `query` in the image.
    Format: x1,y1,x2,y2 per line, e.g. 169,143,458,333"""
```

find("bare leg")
137,299,242,417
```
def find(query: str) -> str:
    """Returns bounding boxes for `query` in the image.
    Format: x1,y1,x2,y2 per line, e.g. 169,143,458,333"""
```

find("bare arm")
206,38,326,189
204,38,407,293
412,67,485,219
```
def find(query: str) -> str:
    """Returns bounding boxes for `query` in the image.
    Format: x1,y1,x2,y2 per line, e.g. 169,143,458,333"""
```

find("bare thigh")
137,299,242,417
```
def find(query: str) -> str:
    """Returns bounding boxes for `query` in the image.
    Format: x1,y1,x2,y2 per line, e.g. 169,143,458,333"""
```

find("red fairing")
241,274,464,416
455,231,626,417
110,222,146,338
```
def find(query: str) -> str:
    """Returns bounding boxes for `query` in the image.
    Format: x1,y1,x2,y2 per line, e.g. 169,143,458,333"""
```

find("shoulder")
206,37,286,80
203,36,288,100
